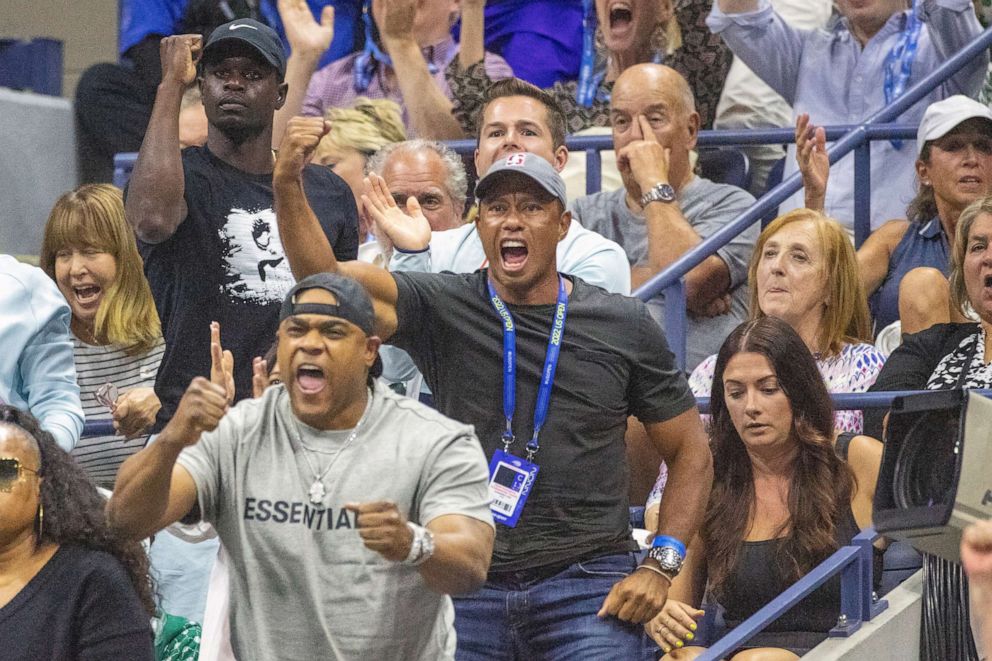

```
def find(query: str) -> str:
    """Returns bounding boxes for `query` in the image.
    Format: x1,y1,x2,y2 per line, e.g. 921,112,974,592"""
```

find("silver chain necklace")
294,389,373,507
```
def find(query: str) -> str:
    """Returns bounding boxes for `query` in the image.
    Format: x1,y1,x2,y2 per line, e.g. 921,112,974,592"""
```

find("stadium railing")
632,26,992,370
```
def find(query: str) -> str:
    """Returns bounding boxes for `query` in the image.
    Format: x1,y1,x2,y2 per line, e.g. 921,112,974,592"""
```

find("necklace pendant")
308,480,326,506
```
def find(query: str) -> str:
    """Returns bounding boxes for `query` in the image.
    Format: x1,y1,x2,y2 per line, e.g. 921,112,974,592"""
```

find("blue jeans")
453,552,657,661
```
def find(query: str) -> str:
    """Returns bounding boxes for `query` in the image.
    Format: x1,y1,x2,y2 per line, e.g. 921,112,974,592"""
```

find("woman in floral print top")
647,210,886,511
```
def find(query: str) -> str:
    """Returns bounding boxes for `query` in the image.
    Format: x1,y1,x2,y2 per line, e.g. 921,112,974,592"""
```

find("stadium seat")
0,38,63,96
698,148,751,191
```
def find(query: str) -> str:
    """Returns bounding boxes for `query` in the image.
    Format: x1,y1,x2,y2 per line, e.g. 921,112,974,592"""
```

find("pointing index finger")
637,115,659,144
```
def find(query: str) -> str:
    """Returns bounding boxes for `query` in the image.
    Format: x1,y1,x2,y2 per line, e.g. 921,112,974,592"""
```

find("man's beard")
215,118,267,146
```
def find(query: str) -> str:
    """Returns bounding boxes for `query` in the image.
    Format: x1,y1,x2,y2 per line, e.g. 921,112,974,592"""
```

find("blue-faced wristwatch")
640,181,676,207
648,535,686,578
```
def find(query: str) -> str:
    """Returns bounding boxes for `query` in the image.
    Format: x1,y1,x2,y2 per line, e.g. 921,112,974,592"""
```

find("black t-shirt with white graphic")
139,145,359,429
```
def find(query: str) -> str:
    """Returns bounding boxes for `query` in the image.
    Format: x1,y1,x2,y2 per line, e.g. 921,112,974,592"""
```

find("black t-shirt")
139,146,359,428
0,544,154,660
390,270,696,571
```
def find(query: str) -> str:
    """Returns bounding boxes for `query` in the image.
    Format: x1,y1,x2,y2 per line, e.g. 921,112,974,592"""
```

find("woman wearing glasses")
0,405,154,659
40,184,165,488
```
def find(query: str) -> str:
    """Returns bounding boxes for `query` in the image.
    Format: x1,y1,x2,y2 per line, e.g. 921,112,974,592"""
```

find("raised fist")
160,34,203,87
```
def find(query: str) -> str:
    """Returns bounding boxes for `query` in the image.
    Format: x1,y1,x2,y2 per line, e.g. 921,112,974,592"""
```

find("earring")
36,501,44,540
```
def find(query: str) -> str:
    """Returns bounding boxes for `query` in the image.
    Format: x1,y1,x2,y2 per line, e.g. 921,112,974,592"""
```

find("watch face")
642,183,676,206
649,546,684,574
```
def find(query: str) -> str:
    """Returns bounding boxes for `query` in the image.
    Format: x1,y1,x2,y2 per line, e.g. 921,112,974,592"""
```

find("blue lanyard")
487,276,569,460
576,0,602,108
882,0,923,149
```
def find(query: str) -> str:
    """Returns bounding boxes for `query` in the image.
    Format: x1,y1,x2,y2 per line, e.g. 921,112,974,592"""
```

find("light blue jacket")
0,255,83,450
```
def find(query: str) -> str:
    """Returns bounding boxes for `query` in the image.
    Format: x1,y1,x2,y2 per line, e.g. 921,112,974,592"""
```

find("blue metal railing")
697,528,887,661
633,27,992,370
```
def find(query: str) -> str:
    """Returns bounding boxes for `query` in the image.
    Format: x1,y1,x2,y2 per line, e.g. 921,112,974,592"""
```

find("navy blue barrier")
633,26,992,370
698,528,887,661
81,420,117,437
0,38,63,96
79,389,990,438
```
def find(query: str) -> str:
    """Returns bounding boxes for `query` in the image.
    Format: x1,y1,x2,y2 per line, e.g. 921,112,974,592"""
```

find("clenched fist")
160,34,202,87
274,116,331,181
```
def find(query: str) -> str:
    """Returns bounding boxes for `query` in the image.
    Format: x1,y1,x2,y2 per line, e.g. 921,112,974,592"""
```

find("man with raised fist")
109,283,495,660
124,18,359,434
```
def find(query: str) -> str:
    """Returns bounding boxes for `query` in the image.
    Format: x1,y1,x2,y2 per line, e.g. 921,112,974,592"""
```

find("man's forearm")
274,172,341,279
644,203,729,306
458,1,485,69
273,51,322,148
928,0,987,96
383,38,465,140
108,430,187,540
654,429,713,554
127,80,187,243
972,582,992,661
419,518,494,594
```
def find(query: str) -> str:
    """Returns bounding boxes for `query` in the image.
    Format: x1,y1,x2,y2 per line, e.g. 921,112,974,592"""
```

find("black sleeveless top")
715,505,882,653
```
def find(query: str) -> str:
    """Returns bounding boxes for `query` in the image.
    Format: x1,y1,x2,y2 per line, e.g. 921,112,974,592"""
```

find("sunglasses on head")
0,457,39,492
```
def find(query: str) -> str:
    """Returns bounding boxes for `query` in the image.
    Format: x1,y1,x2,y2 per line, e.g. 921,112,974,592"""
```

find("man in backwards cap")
274,124,714,658
109,274,495,660
125,18,360,434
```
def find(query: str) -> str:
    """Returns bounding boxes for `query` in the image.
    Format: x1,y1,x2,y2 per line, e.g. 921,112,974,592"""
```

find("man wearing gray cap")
275,128,713,659
125,18,360,435
109,273,495,660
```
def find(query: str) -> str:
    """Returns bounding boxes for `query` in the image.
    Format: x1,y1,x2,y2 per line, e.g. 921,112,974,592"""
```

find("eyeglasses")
95,383,119,411
0,457,39,492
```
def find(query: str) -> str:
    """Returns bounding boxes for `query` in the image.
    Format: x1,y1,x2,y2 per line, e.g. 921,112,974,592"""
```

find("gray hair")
365,139,468,213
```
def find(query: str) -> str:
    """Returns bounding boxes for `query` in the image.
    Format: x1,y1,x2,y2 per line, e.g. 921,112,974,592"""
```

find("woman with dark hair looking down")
649,317,883,660
0,405,154,660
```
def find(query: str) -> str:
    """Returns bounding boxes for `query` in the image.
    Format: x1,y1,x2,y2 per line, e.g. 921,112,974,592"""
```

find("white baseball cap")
917,95,992,157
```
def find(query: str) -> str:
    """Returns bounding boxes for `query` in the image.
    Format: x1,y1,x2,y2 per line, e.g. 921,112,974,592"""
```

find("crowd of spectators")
4,0,992,659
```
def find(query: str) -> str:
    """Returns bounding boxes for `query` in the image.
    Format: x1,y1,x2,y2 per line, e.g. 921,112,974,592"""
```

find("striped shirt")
71,335,165,487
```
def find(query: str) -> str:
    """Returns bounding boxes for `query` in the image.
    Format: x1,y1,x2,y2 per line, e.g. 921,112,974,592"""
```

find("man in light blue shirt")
0,255,83,451
710,0,986,232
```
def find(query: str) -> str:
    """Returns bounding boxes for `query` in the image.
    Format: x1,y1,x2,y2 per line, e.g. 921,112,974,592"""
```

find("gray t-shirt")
177,385,493,661
570,178,757,371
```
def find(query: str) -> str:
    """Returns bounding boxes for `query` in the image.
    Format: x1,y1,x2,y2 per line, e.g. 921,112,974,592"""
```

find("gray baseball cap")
202,18,287,79
475,152,567,208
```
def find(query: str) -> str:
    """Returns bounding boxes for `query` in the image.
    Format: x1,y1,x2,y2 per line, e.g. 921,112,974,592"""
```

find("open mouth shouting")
295,363,328,395
599,0,642,48
72,284,103,309
500,239,529,273
608,1,634,34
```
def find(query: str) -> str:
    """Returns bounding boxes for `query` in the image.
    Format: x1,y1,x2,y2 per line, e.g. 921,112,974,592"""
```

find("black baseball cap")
280,273,382,377
202,18,287,78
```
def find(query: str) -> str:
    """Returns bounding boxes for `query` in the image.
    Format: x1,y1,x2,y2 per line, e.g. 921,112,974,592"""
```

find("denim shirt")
708,0,987,231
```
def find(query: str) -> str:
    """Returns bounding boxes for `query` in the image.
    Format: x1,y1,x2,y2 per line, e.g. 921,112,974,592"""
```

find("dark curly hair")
0,406,156,616
704,318,856,599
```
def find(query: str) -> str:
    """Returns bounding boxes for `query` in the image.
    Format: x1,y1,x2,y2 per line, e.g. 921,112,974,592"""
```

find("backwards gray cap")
280,273,380,376
202,18,287,78
475,152,567,208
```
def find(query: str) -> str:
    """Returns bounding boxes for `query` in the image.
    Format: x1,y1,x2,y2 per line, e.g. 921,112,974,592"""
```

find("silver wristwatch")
647,545,684,578
403,522,436,566
640,181,676,207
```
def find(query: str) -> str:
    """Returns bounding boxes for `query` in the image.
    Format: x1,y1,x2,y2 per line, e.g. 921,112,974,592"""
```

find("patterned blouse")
446,0,731,134
926,326,992,389
646,342,886,510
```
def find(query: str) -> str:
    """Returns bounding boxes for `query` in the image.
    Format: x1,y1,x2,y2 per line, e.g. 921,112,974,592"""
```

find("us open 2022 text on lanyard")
485,276,568,527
